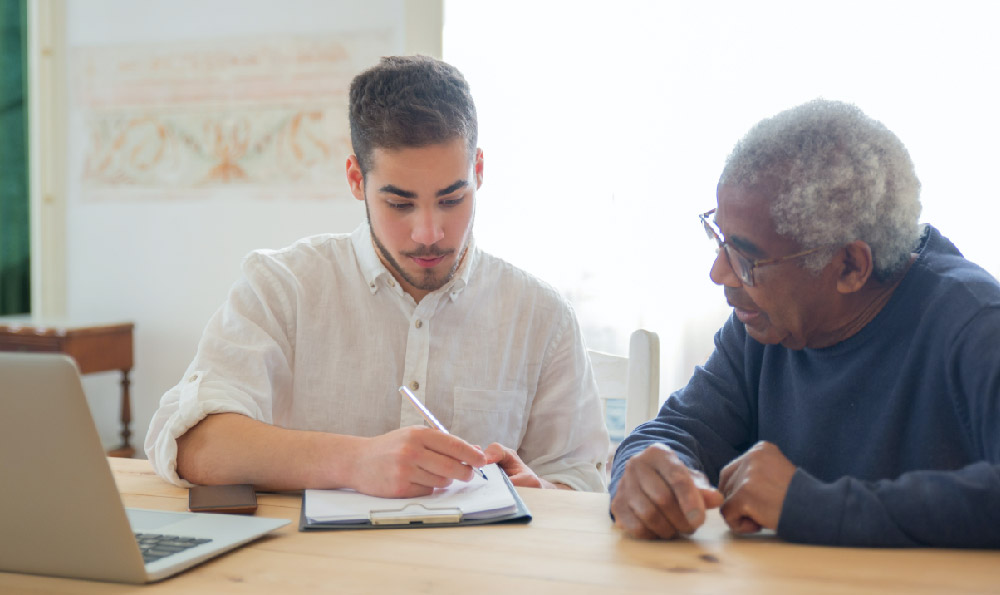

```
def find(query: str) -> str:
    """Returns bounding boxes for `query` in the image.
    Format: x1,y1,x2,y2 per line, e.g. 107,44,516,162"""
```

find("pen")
398,386,488,481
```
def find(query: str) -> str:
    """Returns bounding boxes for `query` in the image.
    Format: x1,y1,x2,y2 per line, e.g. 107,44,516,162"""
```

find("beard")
365,200,472,293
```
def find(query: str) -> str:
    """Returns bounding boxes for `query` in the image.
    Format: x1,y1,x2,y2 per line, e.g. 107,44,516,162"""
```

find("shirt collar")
351,221,478,301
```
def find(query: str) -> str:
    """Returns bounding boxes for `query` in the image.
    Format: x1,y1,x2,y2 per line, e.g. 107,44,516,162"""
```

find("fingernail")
685,509,702,524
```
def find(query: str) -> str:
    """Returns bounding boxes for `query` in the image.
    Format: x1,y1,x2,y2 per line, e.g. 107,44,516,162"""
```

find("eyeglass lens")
703,218,754,286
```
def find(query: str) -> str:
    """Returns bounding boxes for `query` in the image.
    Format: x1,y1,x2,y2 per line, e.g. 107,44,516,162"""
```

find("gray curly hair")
719,99,922,281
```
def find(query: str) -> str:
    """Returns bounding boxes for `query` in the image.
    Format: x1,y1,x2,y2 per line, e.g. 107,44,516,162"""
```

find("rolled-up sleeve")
144,253,296,486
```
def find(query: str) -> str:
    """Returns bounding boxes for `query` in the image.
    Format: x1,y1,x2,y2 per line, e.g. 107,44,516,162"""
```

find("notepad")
299,463,531,530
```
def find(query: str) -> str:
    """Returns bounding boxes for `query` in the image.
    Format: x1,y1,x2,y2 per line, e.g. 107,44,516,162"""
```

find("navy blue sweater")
611,226,1000,547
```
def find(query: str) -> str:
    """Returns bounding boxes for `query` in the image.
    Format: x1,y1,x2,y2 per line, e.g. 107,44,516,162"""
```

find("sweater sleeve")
609,315,757,499
779,462,1000,547
779,307,1000,547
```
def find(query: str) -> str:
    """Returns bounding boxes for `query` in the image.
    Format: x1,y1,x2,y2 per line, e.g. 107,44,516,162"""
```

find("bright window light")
444,0,1000,398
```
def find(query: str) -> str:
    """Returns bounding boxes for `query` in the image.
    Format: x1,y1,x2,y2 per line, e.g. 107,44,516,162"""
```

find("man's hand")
610,444,723,539
483,443,567,489
718,440,796,534
347,426,487,499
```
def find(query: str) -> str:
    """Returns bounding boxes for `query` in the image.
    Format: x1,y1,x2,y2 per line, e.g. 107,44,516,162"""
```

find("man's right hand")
610,443,723,539
347,426,488,499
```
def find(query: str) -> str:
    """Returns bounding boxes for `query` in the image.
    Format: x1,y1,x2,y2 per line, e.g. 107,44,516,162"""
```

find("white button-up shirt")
145,223,609,492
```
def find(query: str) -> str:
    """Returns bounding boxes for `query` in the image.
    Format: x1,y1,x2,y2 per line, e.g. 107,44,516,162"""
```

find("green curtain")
0,0,30,314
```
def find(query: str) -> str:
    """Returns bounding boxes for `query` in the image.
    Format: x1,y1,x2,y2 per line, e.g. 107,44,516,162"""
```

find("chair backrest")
588,329,660,446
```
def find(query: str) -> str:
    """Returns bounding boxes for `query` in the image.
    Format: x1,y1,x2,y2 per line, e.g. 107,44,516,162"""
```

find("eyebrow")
728,234,767,259
377,185,416,199
436,180,468,197
377,179,468,200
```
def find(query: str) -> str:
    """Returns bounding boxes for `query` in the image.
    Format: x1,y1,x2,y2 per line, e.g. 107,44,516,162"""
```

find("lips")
733,307,763,325
412,256,446,268
404,248,453,269
725,288,764,325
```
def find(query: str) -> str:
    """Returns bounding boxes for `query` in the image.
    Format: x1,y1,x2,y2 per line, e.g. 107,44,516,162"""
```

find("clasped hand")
611,441,796,539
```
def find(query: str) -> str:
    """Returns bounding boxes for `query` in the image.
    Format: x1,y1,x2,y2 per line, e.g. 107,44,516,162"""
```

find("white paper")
304,463,517,524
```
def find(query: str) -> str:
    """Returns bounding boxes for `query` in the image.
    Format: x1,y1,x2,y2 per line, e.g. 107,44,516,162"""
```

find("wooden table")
0,458,996,593
0,318,135,457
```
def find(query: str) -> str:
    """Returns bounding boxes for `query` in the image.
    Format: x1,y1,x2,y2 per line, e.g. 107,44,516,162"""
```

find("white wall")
60,0,441,453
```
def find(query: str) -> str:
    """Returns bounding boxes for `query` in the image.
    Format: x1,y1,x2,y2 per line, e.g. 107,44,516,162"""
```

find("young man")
146,56,609,497
610,99,1000,547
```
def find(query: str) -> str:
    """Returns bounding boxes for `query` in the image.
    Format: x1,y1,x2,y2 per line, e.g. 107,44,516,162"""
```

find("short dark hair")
348,55,478,176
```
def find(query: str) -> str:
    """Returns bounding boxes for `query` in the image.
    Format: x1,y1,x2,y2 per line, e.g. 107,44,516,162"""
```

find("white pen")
398,386,488,481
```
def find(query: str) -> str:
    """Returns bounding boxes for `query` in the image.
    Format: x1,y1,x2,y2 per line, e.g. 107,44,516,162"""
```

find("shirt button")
389,279,396,287
188,374,198,382
414,320,423,329
410,380,420,391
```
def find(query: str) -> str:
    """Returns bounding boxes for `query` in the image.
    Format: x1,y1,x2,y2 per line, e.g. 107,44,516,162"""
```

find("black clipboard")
298,466,532,531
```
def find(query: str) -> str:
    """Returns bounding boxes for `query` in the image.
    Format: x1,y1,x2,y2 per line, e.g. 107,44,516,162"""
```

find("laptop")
0,352,289,583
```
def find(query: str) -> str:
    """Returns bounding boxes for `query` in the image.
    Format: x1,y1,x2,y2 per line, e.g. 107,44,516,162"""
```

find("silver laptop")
0,352,289,583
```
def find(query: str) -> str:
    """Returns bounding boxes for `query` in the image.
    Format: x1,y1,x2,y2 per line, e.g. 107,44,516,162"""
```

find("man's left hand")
718,441,796,534
483,443,568,489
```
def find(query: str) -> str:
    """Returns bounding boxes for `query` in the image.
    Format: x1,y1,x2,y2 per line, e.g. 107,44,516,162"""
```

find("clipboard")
298,464,532,531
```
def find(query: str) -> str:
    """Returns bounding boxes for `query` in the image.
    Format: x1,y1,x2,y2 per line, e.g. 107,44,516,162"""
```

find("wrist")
307,432,365,490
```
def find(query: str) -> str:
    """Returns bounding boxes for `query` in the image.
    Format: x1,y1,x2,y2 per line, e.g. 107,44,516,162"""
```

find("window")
444,0,1000,398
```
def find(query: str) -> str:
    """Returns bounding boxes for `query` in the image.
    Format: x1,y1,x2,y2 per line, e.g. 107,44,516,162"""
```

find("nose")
411,206,445,246
709,247,742,288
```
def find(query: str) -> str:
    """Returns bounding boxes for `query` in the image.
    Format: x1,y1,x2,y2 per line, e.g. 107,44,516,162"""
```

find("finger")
724,514,762,535
482,442,509,465
614,508,663,540
631,462,697,534
396,466,452,496
416,448,478,483
700,486,725,510
737,517,762,534
611,485,677,540
654,459,708,530
691,472,725,509
718,456,740,496
720,495,762,534
422,430,489,468
615,459,683,538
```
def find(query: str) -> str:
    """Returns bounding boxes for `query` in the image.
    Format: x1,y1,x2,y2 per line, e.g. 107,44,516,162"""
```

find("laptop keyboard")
135,532,212,564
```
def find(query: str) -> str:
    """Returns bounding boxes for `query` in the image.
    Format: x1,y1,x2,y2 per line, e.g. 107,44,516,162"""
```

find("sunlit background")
9,0,999,450
445,0,1000,398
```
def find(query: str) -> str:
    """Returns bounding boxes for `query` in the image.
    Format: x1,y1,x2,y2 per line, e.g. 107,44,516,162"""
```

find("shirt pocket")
451,387,529,448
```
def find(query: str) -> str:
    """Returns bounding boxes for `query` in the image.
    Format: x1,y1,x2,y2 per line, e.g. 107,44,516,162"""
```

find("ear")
836,241,874,294
473,148,484,189
346,155,365,201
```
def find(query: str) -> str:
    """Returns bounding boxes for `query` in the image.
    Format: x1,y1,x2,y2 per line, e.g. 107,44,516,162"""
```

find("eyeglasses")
699,208,826,287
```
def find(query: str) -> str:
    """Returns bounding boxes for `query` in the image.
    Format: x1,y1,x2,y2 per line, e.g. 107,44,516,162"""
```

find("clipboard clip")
370,503,463,525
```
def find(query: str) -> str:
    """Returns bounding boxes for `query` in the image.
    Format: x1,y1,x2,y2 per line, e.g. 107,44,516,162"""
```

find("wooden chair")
588,329,660,469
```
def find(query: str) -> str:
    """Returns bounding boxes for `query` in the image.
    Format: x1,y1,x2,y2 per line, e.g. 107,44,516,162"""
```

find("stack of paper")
304,463,519,525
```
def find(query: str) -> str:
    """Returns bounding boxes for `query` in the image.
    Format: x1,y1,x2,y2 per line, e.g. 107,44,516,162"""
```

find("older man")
610,99,1000,547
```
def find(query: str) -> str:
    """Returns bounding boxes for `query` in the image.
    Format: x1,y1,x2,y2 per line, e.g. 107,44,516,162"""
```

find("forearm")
779,462,1000,547
176,413,364,491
